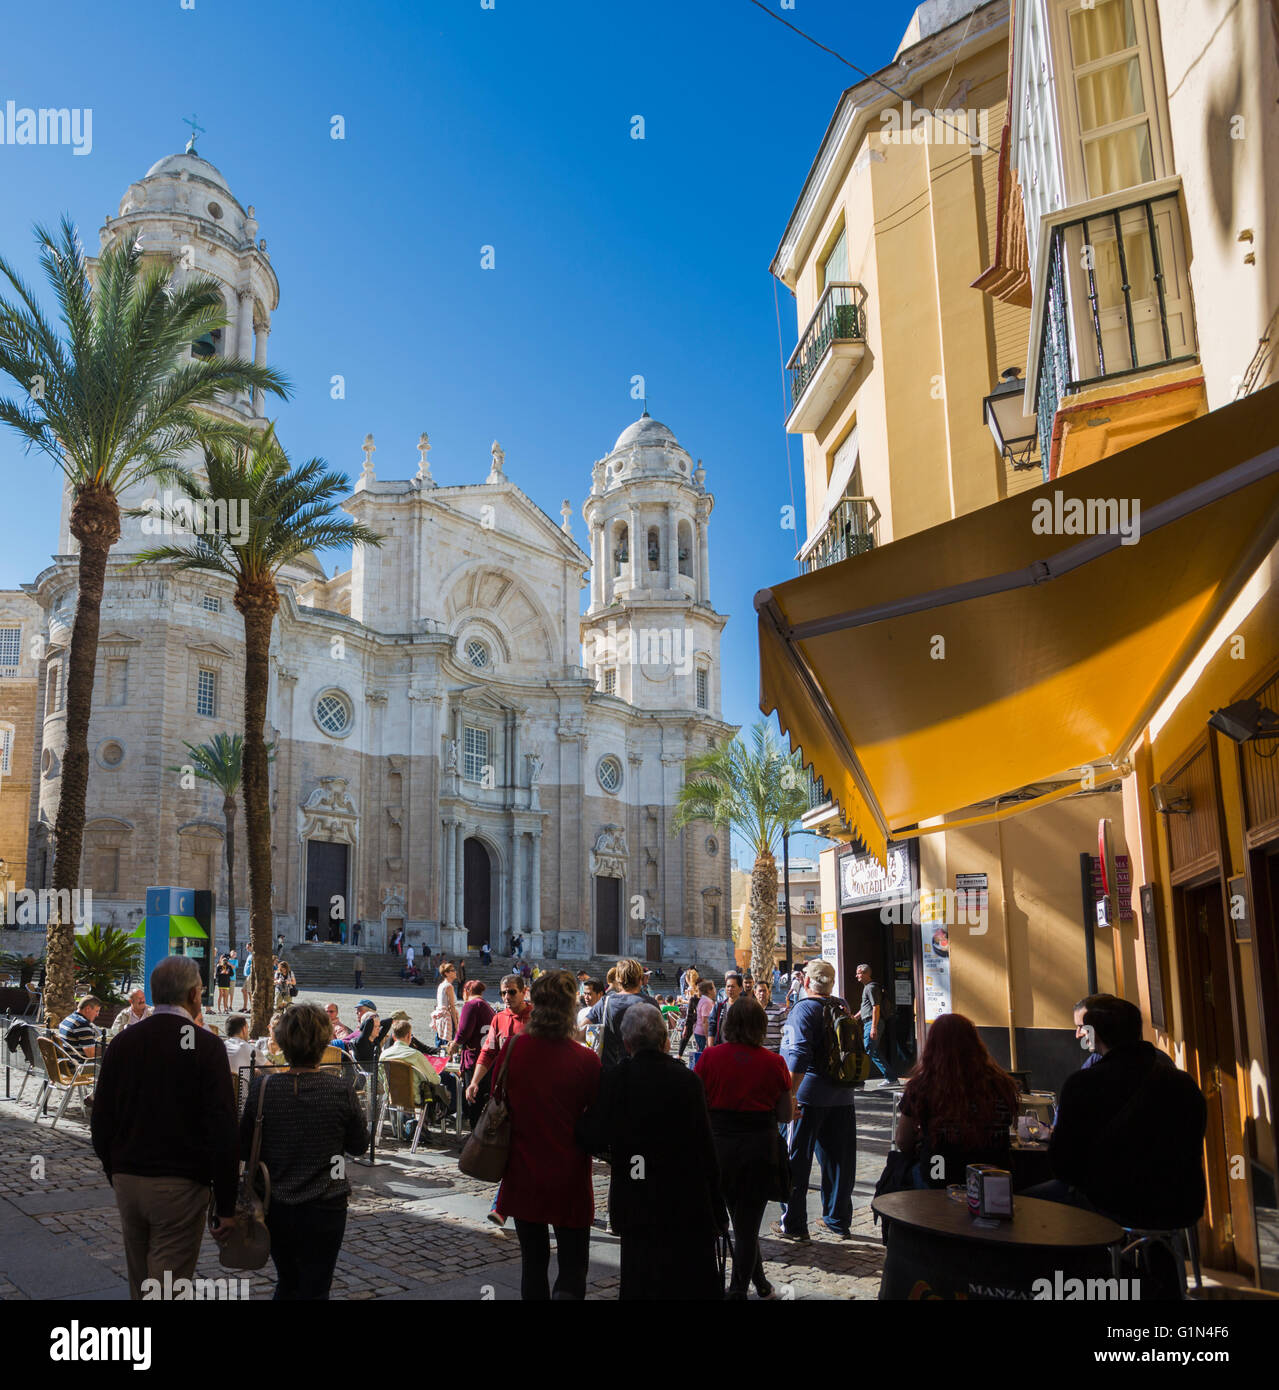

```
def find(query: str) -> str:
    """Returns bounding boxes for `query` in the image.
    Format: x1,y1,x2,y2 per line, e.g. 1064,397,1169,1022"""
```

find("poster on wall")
919,890,952,1024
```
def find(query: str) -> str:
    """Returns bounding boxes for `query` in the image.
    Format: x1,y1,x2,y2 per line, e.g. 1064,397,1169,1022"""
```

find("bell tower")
581,413,724,715
58,137,281,558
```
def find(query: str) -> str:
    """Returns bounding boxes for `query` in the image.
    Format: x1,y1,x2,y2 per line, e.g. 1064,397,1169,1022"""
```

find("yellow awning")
757,384,1279,866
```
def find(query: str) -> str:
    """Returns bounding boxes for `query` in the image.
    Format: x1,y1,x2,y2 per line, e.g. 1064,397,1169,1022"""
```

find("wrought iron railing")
787,282,866,407
801,495,880,573
1034,191,1196,466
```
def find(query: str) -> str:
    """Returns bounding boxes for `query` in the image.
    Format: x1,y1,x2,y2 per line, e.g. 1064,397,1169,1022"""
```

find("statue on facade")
445,737,459,772
525,749,543,786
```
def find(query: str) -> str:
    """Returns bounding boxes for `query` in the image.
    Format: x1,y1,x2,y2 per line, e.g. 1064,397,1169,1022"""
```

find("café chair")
1114,1224,1203,1298
33,1035,94,1129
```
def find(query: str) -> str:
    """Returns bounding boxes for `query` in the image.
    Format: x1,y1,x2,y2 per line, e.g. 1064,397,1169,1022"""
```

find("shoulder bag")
458,1026,517,1182
212,1073,273,1270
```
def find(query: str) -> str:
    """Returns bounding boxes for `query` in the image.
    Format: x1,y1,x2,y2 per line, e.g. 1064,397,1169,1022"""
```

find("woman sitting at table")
894,1012,1019,1188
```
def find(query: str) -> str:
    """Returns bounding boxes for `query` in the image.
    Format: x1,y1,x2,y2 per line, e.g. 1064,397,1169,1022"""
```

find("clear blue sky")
0,0,921,865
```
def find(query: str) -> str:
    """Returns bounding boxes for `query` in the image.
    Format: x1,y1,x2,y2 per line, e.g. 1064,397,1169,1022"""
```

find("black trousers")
514,1220,590,1300
619,1229,721,1300
727,1192,770,1296
266,1198,348,1300
460,1066,490,1129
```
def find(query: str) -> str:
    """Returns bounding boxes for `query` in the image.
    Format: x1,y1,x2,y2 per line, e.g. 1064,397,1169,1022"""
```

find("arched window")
612,522,629,577
647,526,661,571
677,519,694,577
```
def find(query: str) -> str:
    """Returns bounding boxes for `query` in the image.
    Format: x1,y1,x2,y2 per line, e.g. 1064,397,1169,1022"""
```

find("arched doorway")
464,837,492,950
595,875,622,956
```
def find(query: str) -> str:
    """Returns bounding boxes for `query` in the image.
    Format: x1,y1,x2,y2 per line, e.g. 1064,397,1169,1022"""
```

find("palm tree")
672,721,812,972
137,423,380,1033
169,733,273,955
0,219,289,1023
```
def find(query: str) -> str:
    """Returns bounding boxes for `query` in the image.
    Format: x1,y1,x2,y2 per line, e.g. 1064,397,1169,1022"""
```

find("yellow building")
0,591,41,906
759,0,1279,1286
766,0,1128,1088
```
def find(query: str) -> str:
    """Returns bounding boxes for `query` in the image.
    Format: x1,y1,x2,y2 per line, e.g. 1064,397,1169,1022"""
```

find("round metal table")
873,1190,1124,1300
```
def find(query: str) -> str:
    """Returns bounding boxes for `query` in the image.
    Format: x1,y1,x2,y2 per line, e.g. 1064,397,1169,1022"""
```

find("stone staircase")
284,943,724,995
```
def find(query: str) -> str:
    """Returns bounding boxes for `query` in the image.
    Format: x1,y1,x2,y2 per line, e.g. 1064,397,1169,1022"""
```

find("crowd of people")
33,939,1207,1304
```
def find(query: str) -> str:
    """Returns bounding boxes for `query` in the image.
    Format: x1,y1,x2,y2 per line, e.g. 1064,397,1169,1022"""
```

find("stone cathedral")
14,146,736,967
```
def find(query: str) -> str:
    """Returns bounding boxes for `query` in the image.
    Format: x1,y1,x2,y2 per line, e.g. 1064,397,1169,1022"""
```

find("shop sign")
919,890,952,1024
840,842,911,906
1089,854,1134,921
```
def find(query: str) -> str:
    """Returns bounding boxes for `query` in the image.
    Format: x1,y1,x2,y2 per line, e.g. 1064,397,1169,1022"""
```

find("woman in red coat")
495,970,601,1299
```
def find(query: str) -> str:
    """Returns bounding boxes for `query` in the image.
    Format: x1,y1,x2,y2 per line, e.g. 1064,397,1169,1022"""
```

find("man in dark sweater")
91,956,239,1299
1036,997,1207,1230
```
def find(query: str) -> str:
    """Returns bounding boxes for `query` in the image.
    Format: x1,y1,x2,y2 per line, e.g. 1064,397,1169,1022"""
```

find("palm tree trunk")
223,793,238,955
47,486,121,1024
238,585,277,1037
749,850,779,976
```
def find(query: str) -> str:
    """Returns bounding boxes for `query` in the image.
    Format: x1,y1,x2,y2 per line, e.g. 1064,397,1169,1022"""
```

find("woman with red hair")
893,1013,1019,1189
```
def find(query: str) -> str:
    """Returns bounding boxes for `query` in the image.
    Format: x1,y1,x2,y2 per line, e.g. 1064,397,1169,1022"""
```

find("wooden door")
596,876,621,956
305,841,349,937
645,933,662,963
463,838,490,949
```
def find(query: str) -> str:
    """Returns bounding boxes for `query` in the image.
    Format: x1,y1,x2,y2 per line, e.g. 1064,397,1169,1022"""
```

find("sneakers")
486,1209,507,1227
770,1220,810,1243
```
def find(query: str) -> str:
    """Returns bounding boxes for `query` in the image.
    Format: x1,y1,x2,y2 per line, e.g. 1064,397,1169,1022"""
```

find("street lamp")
982,367,1040,471
1208,698,1279,750
781,826,793,978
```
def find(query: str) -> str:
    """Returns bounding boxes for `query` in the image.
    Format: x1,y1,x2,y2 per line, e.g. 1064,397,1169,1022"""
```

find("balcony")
1033,188,1198,465
785,283,868,434
798,496,881,574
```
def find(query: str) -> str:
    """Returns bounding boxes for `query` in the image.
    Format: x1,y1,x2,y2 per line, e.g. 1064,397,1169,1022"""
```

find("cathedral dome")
611,412,678,453
144,150,233,194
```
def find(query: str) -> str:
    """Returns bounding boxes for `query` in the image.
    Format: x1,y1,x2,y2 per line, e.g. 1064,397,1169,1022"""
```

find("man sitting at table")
1030,997,1206,1231
381,1020,450,1111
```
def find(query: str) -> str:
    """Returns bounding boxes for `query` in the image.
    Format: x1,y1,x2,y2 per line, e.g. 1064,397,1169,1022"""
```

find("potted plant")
72,925,143,1027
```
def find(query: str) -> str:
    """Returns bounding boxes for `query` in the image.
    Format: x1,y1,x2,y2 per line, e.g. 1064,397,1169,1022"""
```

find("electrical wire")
744,0,1000,156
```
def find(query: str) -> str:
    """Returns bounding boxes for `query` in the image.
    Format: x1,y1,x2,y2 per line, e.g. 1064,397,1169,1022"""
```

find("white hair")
620,1002,668,1053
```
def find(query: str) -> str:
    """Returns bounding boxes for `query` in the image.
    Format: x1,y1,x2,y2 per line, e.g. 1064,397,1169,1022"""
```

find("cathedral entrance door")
464,838,491,950
596,876,621,956
305,841,349,940
645,934,662,963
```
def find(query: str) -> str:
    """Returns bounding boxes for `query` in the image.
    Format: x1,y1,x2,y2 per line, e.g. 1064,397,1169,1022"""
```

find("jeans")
354,971,363,989
514,1220,590,1300
266,1199,348,1300
781,1102,857,1236
864,1021,892,1080
727,1193,771,1297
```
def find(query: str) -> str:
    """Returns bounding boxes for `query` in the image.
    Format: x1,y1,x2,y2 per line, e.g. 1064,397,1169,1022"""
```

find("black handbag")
769,1124,793,1202
872,1149,916,1244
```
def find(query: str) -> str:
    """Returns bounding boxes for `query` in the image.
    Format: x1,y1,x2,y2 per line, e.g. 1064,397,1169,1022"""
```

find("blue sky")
0,0,922,865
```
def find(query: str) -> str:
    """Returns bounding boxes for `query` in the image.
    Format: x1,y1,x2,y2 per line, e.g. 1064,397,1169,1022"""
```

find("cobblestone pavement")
0,1064,894,1301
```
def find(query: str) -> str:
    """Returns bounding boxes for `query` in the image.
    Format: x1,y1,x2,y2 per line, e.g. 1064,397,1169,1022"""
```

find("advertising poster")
919,889,952,1024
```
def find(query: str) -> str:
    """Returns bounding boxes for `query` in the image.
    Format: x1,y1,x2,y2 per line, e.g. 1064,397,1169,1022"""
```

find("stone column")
531,832,542,935
665,503,677,590
252,320,270,417
591,524,604,608
628,507,641,589
697,518,710,600
512,830,524,935
453,823,464,931
441,819,454,927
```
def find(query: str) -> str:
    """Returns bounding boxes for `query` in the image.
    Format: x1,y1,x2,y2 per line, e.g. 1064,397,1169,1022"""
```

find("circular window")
314,691,353,737
706,836,718,857
98,740,125,769
597,756,623,793
41,748,54,776
465,638,490,670
208,201,224,220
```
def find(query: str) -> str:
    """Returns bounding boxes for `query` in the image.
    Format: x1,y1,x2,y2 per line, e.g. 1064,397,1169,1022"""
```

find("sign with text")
919,890,952,1024
1089,854,1134,922
839,841,912,907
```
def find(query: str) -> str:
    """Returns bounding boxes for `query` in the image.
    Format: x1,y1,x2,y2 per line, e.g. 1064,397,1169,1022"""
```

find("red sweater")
697,1042,791,1113
496,1035,601,1227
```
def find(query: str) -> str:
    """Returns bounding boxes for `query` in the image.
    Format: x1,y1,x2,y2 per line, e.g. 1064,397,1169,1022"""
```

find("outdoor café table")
873,1190,1123,1300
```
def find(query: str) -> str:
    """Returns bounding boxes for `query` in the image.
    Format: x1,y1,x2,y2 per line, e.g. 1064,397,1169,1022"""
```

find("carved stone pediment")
298,776,359,845
590,824,628,879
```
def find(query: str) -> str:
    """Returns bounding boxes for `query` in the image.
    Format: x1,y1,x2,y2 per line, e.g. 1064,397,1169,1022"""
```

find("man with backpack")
773,958,862,1242
707,971,744,1047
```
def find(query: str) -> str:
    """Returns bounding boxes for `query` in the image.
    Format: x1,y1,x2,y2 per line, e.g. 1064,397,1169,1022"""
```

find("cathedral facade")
12,147,735,967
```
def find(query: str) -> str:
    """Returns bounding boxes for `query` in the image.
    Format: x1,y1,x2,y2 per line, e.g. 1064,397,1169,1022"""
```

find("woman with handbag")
448,979,495,1128
239,1002,369,1299
696,995,791,1300
492,970,600,1300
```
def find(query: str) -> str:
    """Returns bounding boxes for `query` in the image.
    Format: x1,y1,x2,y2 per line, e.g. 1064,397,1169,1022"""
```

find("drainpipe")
995,817,1018,1072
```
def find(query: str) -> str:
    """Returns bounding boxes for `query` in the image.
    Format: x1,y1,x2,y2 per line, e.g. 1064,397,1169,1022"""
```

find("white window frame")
695,667,709,710
202,593,222,613
463,725,490,783
0,626,20,668
196,667,218,718
1050,0,1172,203
0,722,13,775
601,668,617,696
